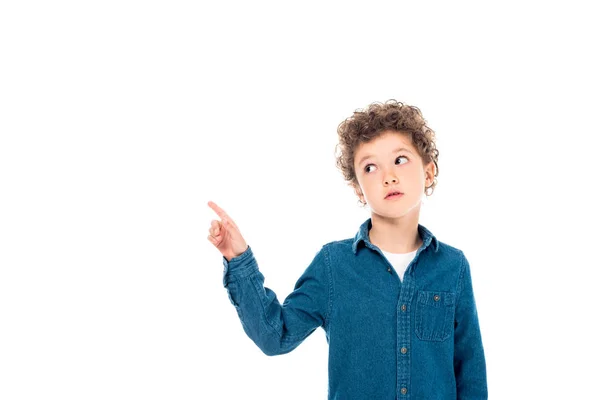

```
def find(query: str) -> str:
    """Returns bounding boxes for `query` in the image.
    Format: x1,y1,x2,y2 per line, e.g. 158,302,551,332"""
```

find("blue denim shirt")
222,218,487,399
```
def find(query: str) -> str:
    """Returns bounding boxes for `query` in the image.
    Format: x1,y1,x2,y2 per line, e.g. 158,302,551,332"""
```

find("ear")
424,161,436,186
352,182,365,202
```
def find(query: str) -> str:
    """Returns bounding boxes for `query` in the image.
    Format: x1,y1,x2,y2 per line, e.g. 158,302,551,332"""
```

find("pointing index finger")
207,201,226,217
207,201,235,227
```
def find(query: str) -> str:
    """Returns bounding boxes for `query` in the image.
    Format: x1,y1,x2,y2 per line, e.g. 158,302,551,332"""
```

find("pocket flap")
417,290,456,307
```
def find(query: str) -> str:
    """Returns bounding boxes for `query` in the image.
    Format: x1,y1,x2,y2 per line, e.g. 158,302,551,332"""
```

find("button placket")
397,272,414,399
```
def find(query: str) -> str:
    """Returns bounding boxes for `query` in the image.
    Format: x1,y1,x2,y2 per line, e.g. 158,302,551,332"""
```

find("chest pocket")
415,290,456,342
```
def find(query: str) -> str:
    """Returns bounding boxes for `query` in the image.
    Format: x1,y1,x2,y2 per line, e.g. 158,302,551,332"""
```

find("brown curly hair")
334,99,439,202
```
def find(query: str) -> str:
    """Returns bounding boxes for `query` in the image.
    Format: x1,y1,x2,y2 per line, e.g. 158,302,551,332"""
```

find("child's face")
352,130,435,219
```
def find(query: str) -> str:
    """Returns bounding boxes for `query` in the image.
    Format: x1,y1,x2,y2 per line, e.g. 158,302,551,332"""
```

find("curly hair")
334,99,439,200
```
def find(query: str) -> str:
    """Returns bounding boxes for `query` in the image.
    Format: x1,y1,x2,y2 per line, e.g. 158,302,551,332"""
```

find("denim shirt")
222,218,487,399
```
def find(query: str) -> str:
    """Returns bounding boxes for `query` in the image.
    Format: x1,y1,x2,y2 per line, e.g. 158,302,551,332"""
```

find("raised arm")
207,201,331,356
222,244,330,356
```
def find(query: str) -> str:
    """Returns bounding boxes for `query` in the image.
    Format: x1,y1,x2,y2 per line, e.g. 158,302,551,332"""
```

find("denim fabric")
222,218,487,399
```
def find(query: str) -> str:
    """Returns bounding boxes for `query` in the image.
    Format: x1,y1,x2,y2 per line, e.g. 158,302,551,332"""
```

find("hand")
207,201,249,262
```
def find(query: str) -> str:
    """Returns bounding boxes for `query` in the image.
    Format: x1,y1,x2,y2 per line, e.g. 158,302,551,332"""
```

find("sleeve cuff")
222,245,257,285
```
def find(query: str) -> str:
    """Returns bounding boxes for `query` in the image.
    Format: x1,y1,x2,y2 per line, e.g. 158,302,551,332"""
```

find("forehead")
354,131,416,164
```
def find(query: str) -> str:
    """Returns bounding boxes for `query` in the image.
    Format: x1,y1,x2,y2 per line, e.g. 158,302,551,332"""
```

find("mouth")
385,192,404,199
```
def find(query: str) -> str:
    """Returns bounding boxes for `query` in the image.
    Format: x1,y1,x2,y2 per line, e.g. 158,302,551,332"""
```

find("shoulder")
432,239,474,290
320,238,356,258
424,237,470,279
304,238,353,262
435,239,466,259
322,238,354,249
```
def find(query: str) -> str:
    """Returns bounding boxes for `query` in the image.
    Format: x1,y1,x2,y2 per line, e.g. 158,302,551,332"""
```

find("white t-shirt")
380,249,418,282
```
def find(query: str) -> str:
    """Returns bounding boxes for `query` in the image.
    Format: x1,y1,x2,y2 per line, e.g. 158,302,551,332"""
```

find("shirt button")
401,304,406,312
387,267,391,273
401,347,407,354
401,387,407,395
433,294,440,302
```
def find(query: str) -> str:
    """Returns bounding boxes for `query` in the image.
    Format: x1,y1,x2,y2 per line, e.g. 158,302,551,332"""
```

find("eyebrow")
357,147,413,167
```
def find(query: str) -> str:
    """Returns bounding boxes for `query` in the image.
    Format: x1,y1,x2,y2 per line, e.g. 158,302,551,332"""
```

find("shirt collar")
352,217,439,254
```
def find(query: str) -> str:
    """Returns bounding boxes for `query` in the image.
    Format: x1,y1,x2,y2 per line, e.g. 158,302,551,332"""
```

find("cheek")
402,170,426,189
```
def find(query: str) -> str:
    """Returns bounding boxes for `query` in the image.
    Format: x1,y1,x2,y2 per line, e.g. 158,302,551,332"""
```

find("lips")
385,191,403,199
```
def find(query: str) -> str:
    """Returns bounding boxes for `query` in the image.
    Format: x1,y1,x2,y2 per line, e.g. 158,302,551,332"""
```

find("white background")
1,1,599,399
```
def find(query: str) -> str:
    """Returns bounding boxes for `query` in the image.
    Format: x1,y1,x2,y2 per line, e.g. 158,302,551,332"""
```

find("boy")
207,100,487,399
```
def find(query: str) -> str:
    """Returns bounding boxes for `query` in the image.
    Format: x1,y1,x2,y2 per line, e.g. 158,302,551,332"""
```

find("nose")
384,171,398,185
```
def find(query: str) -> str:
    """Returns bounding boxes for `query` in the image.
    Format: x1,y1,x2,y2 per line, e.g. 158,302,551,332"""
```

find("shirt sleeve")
454,252,488,399
222,244,331,356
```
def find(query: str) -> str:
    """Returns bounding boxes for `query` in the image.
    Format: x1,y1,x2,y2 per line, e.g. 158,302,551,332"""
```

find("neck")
368,213,422,254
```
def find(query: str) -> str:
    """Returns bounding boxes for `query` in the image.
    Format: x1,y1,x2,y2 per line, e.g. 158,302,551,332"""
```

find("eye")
396,156,408,165
364,156,408,173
